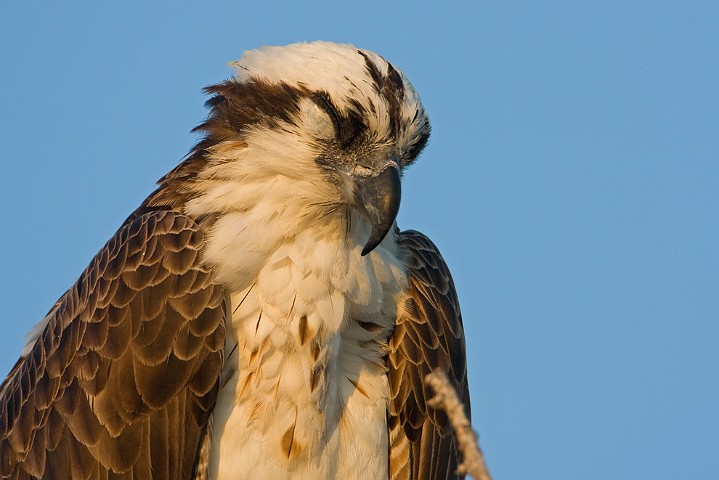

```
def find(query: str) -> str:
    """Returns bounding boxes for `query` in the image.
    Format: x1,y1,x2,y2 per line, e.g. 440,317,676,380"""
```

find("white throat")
191,141,408,479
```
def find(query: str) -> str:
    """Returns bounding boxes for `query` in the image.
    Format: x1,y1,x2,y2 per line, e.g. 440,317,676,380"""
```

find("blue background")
1,2,717,478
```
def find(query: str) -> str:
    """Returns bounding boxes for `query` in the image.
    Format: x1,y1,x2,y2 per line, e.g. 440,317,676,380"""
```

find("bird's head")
153,42,430,256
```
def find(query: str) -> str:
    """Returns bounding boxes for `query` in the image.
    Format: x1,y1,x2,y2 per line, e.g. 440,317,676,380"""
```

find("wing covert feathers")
0,211,226,479
389,230,470,480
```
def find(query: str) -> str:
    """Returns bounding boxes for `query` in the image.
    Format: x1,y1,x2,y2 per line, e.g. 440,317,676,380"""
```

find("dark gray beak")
354,163,401,256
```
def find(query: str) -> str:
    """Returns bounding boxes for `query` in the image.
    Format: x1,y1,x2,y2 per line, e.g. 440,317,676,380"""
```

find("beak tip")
355,163,402,257
360,243,374,256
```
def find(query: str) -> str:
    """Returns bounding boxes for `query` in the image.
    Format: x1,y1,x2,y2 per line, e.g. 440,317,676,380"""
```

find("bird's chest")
206,232,407,479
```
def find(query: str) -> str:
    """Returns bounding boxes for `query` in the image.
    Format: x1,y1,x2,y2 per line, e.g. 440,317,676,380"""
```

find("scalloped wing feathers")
0,211,226,479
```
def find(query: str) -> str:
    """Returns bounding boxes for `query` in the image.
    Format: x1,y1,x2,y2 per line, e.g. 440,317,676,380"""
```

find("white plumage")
199,45,414,476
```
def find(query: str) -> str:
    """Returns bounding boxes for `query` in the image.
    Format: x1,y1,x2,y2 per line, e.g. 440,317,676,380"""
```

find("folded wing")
389,230,470,480
0,211,226,479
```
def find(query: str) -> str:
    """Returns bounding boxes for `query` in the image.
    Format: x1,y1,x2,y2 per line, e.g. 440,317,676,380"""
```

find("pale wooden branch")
425,370,491,480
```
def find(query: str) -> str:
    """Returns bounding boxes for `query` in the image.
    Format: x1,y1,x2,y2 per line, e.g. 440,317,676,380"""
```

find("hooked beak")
353,162,401,256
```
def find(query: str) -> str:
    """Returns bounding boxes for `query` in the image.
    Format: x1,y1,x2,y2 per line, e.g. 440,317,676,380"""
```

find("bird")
0,41,470,479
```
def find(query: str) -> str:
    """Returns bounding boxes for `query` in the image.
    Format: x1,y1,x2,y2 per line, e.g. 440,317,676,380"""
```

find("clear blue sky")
1,2,717,479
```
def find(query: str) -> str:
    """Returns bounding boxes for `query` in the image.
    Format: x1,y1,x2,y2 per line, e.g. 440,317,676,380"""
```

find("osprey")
0,42,470,479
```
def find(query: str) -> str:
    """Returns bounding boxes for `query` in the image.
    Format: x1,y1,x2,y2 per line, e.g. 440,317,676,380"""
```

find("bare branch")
425,370,492,480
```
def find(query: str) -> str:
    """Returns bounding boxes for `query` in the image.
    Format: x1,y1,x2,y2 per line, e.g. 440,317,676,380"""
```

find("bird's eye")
352,164,374,177
311,91,363,148
312,92,344,139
